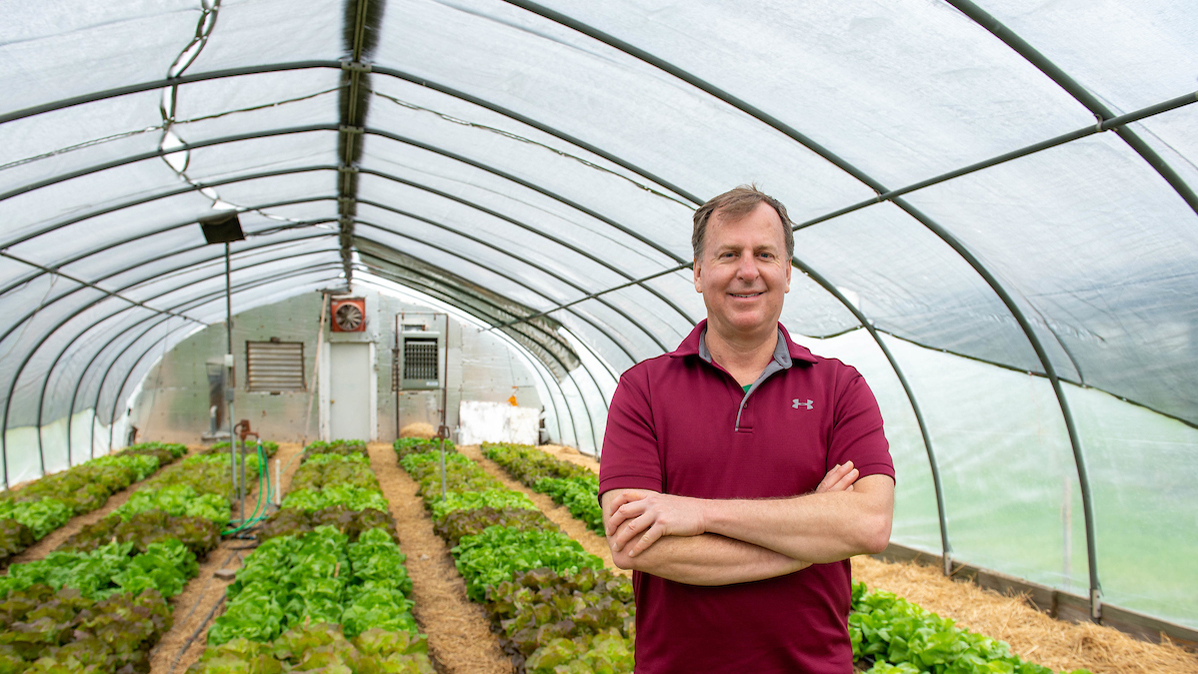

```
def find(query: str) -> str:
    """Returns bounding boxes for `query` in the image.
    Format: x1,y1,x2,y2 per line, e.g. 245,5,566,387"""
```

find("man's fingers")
605,499,646,536
628,524,664,558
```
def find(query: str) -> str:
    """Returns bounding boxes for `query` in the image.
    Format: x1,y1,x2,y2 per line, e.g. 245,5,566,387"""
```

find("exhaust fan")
331,297,366,332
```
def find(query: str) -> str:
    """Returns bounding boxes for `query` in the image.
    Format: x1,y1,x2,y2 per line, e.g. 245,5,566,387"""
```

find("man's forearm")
701,476,893,563
610,531,811,585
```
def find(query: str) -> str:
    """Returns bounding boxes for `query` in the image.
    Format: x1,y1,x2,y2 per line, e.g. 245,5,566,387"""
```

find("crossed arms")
600,461,894,586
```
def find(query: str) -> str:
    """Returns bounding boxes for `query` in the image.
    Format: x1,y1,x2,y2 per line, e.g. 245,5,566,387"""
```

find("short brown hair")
692,185,794,261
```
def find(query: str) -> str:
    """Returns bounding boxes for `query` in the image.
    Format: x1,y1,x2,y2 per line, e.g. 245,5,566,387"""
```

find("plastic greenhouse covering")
1,0,1196,638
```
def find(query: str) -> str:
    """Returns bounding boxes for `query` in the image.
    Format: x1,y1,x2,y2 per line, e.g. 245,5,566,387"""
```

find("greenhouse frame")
2,0,1196,650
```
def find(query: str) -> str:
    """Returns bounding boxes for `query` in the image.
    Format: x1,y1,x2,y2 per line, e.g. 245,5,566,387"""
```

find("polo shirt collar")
673,319,818,366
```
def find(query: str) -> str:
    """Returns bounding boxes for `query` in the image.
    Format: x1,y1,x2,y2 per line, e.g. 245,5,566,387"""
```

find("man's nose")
735,252,759,280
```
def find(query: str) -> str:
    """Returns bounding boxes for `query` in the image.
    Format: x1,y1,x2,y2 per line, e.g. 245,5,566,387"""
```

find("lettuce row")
401,451,502,504
290,454,379,492
0,538,196,601
393,436,456,461
116,483,231,523
482,443,604,535
534,476,604,535
303,439,368,461
851,582,1093,674
0,442,185,559
0,585,172,673
191,623,432,674
209,526,416,644
452,525,603,602
282,485,390,513
398,443,631,673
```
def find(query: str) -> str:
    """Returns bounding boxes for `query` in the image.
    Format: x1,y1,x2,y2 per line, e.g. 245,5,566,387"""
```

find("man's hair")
692,184,794,261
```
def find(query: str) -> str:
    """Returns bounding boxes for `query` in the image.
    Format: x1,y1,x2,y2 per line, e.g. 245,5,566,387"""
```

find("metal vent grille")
246,340,305,392
403,338,438,381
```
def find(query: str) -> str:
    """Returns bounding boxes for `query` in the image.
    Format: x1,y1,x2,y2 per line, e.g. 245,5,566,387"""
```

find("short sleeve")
827,367,895,483
598,365,666,499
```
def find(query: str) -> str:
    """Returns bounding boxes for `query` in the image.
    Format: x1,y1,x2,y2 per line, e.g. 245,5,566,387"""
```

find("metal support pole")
224,242,241,523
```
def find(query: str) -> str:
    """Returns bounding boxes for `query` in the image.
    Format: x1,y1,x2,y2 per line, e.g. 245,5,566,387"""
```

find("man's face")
693,202,792,341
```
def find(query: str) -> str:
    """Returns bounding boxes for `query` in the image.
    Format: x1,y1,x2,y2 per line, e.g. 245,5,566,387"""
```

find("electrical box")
396,321,441,390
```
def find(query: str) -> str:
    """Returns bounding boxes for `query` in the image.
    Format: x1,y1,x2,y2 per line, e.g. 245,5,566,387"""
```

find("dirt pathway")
366,442,512,674
459,445,626,578
7,446,206,565
150,442,307,674
368,442,513,674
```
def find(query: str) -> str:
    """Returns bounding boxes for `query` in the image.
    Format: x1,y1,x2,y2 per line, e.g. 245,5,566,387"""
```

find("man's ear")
693,259,703,293
784,261,792,293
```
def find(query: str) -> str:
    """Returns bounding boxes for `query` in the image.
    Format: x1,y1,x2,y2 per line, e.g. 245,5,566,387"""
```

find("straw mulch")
400,422,437,439
367,443,512,674
852,555,1198,674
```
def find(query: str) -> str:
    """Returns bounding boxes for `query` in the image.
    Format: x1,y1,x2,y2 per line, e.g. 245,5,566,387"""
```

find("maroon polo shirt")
599,321,893,674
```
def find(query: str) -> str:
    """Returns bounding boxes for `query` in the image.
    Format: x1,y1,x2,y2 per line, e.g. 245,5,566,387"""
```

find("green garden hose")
221,440,273,536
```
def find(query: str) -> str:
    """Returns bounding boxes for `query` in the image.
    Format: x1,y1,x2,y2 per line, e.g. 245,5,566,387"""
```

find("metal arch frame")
1,128,699,336
353,197,669,356
1,155,688,362
7,243,340,481
948,0,1198,218
3,194,623,461
38,234,339,465
0,221,336,351
352,231,606,451
355,222,625,371
352,172,695,344
354,194,678,362
352,256,586,448
0,59,702,206
91,264,344,455
491,0,1116,616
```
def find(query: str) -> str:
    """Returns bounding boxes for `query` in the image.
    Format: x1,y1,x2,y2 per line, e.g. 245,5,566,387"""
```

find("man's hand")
607,461,861,559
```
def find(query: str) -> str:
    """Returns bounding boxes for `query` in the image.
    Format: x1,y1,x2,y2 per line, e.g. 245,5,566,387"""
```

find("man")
598,185,895,673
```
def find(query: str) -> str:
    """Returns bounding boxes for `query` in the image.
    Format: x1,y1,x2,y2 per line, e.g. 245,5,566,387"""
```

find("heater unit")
396,322,441,390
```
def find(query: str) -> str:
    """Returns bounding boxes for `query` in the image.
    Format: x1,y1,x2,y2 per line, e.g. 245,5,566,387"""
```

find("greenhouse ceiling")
1,0,1196,632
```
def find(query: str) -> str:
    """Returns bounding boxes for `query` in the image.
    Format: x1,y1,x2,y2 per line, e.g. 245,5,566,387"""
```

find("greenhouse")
0,0,1196,672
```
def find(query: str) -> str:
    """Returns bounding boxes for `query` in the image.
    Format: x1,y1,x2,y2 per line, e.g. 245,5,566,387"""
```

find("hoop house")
2,0,1196,640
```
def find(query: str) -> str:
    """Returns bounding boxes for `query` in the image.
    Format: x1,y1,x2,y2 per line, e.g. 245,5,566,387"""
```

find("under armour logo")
792,399,813,410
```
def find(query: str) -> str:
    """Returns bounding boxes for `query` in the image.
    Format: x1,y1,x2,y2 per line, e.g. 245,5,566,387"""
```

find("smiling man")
598,185,896,673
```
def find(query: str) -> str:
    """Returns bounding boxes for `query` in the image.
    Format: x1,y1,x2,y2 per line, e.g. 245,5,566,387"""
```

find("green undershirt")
743,384,751,393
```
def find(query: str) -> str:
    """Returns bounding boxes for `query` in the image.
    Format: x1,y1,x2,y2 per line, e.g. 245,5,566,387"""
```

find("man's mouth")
730,292,763,298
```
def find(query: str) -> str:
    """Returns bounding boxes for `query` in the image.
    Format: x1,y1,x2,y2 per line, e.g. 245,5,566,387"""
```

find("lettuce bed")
189,439,434,674
397,442,631,674
0,442,186,564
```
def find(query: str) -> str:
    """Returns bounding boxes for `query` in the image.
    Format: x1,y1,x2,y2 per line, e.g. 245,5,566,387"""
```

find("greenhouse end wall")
128,289,545,445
